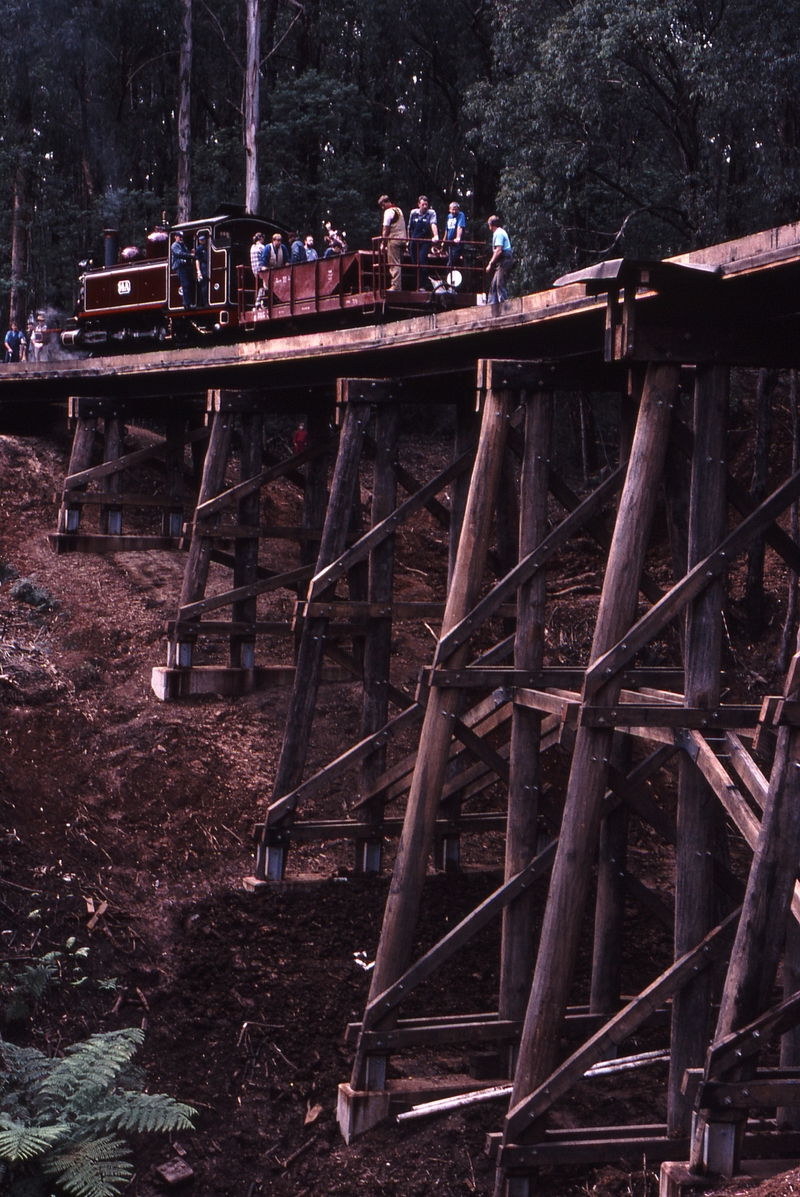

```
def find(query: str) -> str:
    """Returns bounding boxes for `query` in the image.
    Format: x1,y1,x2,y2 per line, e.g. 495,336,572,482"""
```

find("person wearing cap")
195,232,209,307
170,231,195,309
486,215,514,305
379,195,406,291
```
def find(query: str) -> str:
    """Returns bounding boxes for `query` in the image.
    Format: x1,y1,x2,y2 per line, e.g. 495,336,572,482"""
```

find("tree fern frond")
45,1136,133,1197
0,1122,68,1162
39,1029,144,1103
15,963,60,1003
0,1040,51,1091
88,1092,196,1135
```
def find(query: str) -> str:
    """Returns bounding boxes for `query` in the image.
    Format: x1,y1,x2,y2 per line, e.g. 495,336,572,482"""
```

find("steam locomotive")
61,206,485,351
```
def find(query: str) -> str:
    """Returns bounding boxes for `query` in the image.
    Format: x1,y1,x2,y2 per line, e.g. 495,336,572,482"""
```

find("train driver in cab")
170,231,195,309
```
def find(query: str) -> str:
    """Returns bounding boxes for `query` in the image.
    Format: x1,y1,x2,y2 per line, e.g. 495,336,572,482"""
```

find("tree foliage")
473,0,800,289
0,1027,195,1197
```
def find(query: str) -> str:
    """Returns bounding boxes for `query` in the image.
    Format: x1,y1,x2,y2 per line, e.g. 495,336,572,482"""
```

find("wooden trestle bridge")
8,221,800,1194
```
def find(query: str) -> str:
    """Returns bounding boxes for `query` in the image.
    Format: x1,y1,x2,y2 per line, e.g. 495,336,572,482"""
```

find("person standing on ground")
292,422,308,455
30,313,46,362
408,195,439,289
486,215,514,305
379,195,406,291
4,321,24,363
170,231,195,309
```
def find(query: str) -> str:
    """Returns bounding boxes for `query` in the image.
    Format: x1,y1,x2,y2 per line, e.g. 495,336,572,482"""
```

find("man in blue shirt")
263,233,291,268
486,216,513,305
170,231,195,309
444,202,466,266
290,234,307,265
4,321,25,363
408,196,439,290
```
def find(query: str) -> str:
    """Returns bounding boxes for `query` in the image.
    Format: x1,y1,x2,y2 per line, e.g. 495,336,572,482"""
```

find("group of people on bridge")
378,195,514,303
245,200,516,306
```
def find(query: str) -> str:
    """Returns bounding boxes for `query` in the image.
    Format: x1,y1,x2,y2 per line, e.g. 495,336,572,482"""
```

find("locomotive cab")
62,208,286,350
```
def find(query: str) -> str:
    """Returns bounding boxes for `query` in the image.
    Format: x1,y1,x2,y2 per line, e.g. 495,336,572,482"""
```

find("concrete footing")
337,1083,391,1145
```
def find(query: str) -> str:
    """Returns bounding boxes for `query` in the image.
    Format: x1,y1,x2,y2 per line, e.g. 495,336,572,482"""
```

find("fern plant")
0,1027,195,1197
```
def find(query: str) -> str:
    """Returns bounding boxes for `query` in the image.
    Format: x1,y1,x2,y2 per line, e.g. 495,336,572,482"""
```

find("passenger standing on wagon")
486,216,514,305
304,236,318,262
250,231,265,276
290,233,307,264
379,196,406,291
444,201,466,266
408,196,439,290
264,233,291,268
170,231,195,309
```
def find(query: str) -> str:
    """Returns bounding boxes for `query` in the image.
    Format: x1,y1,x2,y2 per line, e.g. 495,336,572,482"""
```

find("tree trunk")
9,30,32,328
746,369,777,638
780,370,799,672
244,0,260,215
176,0,192,223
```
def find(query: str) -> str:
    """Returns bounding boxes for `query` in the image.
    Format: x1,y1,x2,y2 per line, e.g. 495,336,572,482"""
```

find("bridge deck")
2,219,800,403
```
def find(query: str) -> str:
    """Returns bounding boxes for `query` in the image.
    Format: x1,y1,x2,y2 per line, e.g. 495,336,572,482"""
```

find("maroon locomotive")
61,206,485,351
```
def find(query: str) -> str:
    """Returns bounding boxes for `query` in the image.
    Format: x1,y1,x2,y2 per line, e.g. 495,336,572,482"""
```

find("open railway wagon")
35,219,800,1194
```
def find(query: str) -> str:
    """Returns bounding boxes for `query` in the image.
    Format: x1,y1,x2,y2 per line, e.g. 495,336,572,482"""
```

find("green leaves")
474,0,800,290
0,1121,68,1163
39,1029,145,1105
43,1136,134,1197
88,1092,196,1136
0,1028,193,1197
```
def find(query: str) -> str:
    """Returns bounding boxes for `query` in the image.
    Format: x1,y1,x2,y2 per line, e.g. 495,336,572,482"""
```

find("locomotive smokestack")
104,229,119,268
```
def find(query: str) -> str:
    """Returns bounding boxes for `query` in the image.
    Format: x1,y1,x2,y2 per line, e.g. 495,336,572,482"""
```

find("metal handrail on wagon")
370,237,487,297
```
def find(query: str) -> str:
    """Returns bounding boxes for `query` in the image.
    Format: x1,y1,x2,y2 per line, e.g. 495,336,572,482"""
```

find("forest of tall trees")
2,0,799,324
